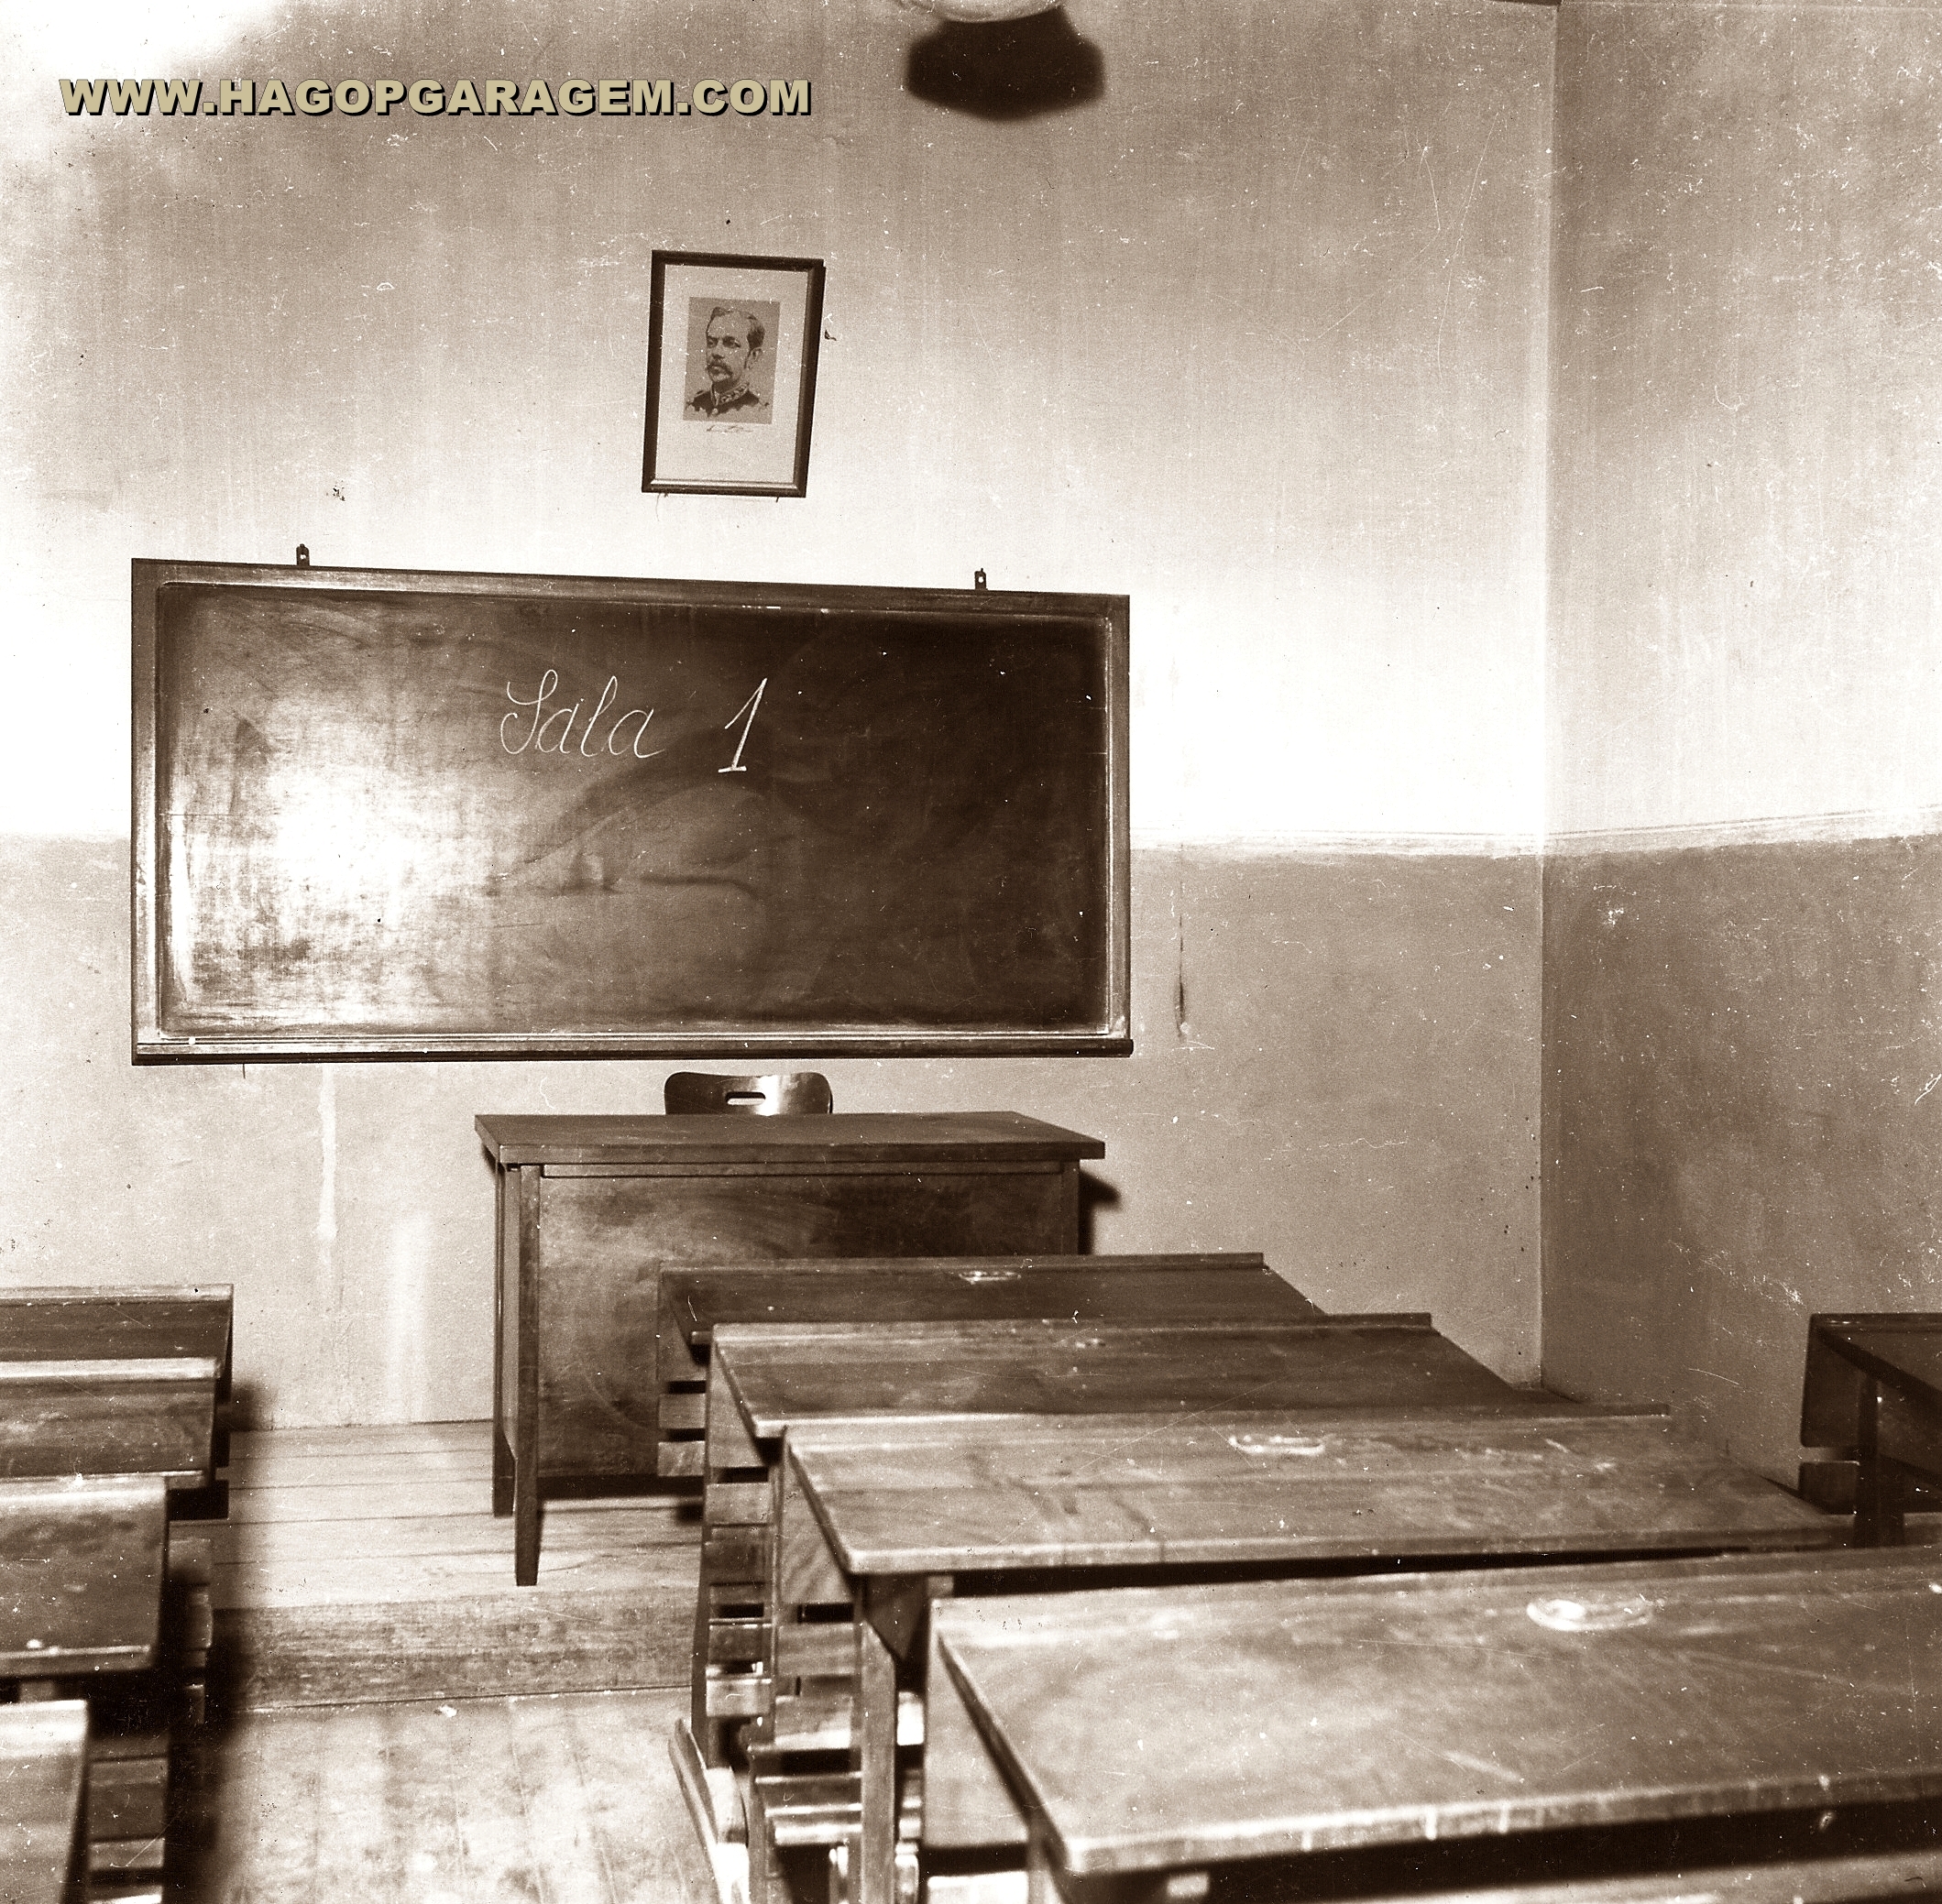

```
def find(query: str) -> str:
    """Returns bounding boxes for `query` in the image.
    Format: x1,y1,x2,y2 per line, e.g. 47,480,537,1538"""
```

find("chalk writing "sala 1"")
500,670,768,773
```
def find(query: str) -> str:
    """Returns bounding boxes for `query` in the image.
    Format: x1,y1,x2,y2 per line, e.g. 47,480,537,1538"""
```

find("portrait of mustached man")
686,302,774,421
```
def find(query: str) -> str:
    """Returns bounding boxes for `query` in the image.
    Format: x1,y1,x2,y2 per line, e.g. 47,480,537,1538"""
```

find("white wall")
4,0,1552,848
1545,0,1942,843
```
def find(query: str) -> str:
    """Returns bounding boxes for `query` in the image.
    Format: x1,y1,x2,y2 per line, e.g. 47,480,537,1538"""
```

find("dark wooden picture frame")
642,250,825,498
131,560,1130,1061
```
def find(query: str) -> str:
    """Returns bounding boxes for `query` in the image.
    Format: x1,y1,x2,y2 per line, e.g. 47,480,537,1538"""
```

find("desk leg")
1856,1378,1906,1548
1058,1160,1081,1252
493,1427,515,1519
514,1165,543,1585
492,1165,517,1518
854,1618,897,1904
1026,1821,1060,1904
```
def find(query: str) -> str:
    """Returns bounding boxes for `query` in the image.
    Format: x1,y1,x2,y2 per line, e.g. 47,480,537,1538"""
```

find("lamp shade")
913,0,1060,18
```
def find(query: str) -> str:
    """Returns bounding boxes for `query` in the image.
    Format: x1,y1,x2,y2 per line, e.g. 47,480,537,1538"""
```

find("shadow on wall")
1078,1172,1123,1253
905,8,1106,120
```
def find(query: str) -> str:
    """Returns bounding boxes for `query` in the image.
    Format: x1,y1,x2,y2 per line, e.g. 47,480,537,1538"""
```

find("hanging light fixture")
902,1,1104,118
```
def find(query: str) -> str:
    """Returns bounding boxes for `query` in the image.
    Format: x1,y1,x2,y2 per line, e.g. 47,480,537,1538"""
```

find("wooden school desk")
774,1408,1838,1904
475,1112,1103,1583
0,1476,183,1894
692,1314,1555,1764
0,1286,232,1498
653,1253,1321,1477
0,1702,89,1904
1801,1311,1942,1543
934,1548,1942,1904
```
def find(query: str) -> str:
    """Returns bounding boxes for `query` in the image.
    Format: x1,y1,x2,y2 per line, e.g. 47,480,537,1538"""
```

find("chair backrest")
664,1072,834,1116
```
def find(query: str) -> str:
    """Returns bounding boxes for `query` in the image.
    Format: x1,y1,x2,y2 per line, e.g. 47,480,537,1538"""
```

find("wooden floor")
211,1422,700,1708
170,1688,714,1903
160,1422,712,1901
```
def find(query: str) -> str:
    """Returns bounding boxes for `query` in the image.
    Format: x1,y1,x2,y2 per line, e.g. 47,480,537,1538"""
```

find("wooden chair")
664,1073,834,1116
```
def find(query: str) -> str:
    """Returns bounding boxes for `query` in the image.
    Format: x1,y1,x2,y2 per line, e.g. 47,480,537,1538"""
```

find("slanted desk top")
0,1286,232,1380
657,1253,1320,1477
696,1314,1544,1771
0,1289,230,1488
0,1702,88,1904
475,1111,1105,1169
0,1475,167,1677
935,1548,1942,1880
661,1253,1316,1351
787,1408,1836,1578
1802,1313,1942,1437
712,1316,1541,1443
775,1407,1840,1904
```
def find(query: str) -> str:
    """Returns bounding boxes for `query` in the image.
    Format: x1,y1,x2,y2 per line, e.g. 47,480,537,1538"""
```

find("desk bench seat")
746,1757,923,1904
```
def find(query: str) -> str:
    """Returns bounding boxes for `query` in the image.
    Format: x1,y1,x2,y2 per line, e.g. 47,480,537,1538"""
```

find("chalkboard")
131,562,1129,1059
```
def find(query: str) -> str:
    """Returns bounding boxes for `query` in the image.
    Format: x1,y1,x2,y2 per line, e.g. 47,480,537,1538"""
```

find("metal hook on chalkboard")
296,545,310,568
973,569,987,591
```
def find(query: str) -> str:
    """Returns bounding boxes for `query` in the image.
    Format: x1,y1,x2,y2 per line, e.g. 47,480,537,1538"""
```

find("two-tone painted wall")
1,0,1551,1423
1544,0,1942,1480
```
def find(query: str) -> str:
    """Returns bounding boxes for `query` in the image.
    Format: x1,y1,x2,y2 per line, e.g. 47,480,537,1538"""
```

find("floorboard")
443,1698,547,1904
224,1422,492,1461
313,1703,400,1904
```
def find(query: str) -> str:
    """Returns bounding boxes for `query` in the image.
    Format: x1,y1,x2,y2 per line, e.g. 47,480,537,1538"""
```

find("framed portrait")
642,251,826,498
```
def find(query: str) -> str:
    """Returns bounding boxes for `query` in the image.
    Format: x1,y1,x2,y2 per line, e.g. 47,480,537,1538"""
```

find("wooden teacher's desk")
936,1548,1942,1904
776,1409,1838,1904
475,1112,1103,1583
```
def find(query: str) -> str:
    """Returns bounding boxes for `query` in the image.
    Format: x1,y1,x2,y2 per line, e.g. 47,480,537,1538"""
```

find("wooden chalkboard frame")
131,560,1130,1061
